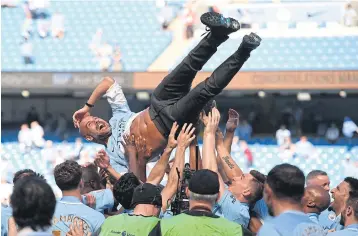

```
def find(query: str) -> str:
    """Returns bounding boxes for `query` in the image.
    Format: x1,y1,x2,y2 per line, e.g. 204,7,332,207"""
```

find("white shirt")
326,127,339,141
276,129,291,146
18,129,33,147
21,42,33,57
344,8,357,26
295,140,314,157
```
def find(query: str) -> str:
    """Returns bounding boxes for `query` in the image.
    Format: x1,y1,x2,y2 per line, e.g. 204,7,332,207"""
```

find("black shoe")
241,32,261,51
200,12,240,37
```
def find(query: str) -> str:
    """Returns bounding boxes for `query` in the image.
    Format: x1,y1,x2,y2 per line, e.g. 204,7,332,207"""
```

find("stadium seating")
173,36,358,71
1,1,173,72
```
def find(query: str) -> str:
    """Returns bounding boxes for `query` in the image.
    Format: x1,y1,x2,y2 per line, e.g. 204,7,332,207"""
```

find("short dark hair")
347,190,358,220
54,160,82,191
81,164,102,194
11,177,56,231
249,178,264,204
267,164,305,202
344,177,358,192
250,170,266,184
13,169,45,184
306,170,327,182
113,173,140,209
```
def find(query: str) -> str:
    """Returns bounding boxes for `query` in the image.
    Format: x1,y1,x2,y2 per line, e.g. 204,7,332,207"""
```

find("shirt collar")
60,196,82,203
280,210,306,216
307,212,319,217
346,224,358,230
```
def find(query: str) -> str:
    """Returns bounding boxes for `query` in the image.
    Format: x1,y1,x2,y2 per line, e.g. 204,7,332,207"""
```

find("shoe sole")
249,32,262,44
200,12,240,33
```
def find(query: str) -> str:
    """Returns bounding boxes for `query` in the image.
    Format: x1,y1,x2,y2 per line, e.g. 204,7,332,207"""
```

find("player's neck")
345,217,358,227
62,189,82,201
133,205,157,217
273,200,303,217
189,201,213,212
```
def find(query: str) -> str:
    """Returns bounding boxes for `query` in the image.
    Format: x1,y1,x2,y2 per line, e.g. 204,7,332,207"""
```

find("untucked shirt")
213,190,250,228
258,210,325,236
51,196,105,236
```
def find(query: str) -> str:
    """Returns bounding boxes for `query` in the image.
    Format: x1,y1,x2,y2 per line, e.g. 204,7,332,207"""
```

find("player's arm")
73,77,115,127
189,137,202,170
94,150,122,180
201,108,226,195
216,129,243,180
135,136,153,183
224,109,239,153
161,123,196,213
147,122,178,185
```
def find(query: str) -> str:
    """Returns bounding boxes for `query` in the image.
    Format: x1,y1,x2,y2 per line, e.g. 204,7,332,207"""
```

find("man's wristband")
85,102,94,108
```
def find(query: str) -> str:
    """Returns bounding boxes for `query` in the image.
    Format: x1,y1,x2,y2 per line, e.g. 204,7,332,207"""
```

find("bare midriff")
130,108,167,162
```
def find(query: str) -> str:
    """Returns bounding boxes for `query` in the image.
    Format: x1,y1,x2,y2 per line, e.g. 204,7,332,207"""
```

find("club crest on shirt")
328,213,336,221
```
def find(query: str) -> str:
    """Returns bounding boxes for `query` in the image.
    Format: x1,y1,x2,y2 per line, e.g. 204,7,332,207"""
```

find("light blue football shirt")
327,223,358,236
51,196,105,236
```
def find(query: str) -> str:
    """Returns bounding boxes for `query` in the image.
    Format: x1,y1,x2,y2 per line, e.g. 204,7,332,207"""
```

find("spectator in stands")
51,12,65,39
328,190,358,235
150,170,251,235
343,156,358,179
18,123,32,151
55,113,68,140
31,121,45,148
183,3,195,39
99,183,162,235
302,186,331,224
344,3,357,27
276,125,291,147
326,123,340,143
1,169,45,236
157,1,173,30
26,106,39,125
89,28,103,55
52,160,105,235
236,120,252,141
10,177,55,236
257,164,325,235
22,3,33,39
21,37,34,64
240,140,254,168
319,177,358,231
343,117,358,139
98,42,113,71
295,136,316,158
111,46,123,71
306,170,331,192
41,140,56,171
1,0,19,7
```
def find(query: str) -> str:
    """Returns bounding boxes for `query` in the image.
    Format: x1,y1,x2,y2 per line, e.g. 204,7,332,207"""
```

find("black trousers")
149,33,251,138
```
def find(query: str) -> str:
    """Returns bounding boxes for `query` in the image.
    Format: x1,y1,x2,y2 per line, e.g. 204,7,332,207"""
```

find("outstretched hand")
94,149,110,169
177,123,196,149
135,136,152,158
73,106,90,128
204,107,221,135
226,109,239,132
167,122,179,150
120,134,137,156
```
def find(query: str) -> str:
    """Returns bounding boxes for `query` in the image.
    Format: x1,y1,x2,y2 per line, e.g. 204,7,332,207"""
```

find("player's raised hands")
167,122,179,150
94,149,110,169
135,136,152,158
177,123,196,148
226,109,239,133
120,134,136,155
72,106,90,128
204,107,221,135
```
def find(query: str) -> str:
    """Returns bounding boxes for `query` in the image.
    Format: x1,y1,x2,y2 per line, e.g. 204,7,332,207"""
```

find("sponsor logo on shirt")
110,230,135,236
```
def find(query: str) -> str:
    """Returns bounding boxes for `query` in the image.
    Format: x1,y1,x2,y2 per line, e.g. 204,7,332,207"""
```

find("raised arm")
224,109,239,153
121,134,142,181
161,123,196,213
189,138,202,170
94,150,122,180
73,77,115,127
216,129,243,180
147,122,178,185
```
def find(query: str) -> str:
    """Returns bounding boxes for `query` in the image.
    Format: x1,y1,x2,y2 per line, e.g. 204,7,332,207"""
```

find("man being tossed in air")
73,12,261,180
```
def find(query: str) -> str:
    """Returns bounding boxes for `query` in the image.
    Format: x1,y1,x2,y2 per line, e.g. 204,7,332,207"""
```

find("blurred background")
1,0,358,199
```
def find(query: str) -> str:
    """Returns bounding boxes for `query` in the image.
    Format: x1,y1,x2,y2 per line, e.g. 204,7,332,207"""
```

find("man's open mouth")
97,122,105,130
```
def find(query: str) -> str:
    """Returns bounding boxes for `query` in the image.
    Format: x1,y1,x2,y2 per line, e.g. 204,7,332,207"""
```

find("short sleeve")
104,82,131,116
93,213,105,233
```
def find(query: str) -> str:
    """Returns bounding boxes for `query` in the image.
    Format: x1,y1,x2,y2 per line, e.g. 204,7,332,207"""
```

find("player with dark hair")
11,177,56,235
72,12,261,180
81,164,103,194
306,170,331,192
328,191,358,235
52,160,105,236
302,185,331,223
13,168,45,184
113,172,141,213
257,164,325,235
2,169,46,236
319,177,358,231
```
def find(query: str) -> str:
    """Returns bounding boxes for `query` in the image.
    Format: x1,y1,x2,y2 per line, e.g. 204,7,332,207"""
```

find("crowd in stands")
2,105,358,236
